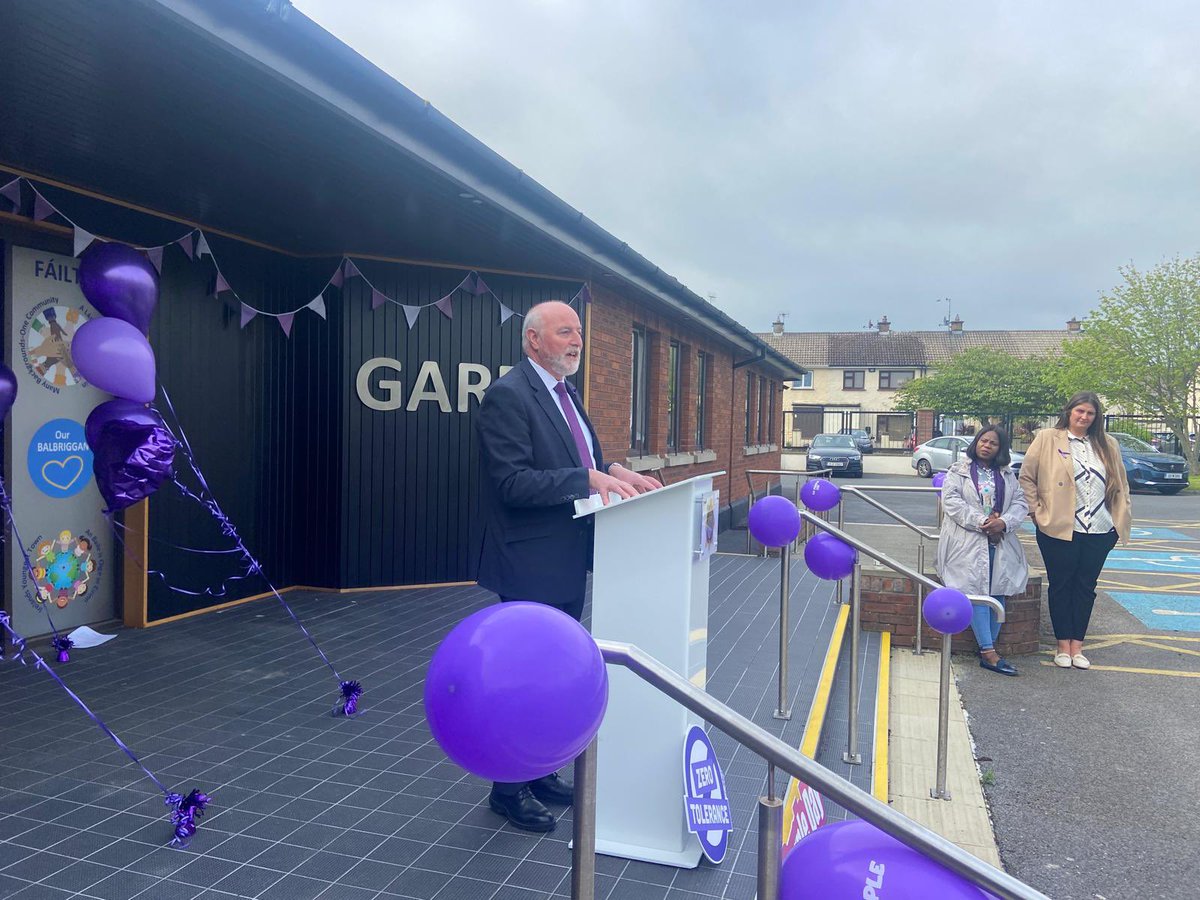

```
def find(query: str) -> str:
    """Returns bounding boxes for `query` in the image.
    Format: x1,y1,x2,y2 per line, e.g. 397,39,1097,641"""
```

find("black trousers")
1035,529,1119,641
492,592,582,797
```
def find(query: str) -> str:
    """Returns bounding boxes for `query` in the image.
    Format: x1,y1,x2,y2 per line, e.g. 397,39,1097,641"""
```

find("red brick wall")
916,408,935,445
859,571,1042,656
584,284,785,509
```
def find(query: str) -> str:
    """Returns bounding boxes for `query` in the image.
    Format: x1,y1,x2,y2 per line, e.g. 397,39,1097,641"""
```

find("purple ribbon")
158,388,361,716
0,610,207,845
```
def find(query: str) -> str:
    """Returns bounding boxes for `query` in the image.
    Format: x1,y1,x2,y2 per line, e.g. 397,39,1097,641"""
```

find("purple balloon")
91,419,176,512
782,819,992,900
0,362,16,421
931,472,946,488
424,602,609,783
78,241,159,335
800,478,841,512
748,495,802,547
85,399,164,451
72,318,156,403
803,532,857,580
923,587,973,634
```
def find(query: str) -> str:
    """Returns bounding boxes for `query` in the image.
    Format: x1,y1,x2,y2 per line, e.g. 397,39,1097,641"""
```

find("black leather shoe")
489,787,556,832
530,772,574,806
980,656,1019,676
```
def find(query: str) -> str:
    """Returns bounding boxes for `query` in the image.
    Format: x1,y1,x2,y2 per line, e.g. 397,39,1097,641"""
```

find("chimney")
772,317,785,335
1066,317,1082,333
949,315,964,334
877,316,891,334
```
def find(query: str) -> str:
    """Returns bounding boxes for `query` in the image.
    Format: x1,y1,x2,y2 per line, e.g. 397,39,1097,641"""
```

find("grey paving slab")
0,554,875,899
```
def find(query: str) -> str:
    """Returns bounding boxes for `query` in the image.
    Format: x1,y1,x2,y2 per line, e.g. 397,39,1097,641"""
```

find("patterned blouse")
1068,434,1114,534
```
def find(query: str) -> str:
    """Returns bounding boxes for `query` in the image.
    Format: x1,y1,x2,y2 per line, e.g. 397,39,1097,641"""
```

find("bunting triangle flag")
278,312,295,337
309,295,327,320
473,274,492,298
194,232,212,259
498,303,514,324
371,288,387,310
343,259,362,280
73,226,96,258
578,283,593,305
32,192,55,222
0,179,20,208
330,262,344,288
146,246,164,274
213,271,231,296
435,294,454,318
178,232,195,259
402,304,421,328
240,304,257,328
465,272,483,295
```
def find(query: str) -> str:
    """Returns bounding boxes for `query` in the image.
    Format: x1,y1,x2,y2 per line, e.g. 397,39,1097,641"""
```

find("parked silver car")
911,435,1024,477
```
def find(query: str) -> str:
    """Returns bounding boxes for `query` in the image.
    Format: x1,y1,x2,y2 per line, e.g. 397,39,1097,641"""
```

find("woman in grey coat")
936,425,1030,676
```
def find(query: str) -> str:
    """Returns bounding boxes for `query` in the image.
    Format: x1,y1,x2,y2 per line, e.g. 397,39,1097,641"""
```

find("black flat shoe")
979,656,1018,676
530,772,574,806
489,786,556,832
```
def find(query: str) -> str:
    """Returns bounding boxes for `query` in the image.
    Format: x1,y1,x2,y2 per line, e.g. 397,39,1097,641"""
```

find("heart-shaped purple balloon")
72,318,157,403
91,419,176,512
78,242,159,335
85,399,165,451
0,363,16,421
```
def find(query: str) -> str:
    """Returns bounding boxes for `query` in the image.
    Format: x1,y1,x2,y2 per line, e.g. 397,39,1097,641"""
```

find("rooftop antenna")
936,297,953,330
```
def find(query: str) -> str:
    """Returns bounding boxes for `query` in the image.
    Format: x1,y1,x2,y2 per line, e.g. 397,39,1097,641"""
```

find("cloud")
294,0,1200,332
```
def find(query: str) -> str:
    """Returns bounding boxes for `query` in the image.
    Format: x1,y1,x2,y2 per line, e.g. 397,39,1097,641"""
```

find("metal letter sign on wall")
5,246,114,637
683,724,732,863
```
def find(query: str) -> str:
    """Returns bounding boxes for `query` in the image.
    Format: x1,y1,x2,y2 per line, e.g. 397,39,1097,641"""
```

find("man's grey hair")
522,302,552,355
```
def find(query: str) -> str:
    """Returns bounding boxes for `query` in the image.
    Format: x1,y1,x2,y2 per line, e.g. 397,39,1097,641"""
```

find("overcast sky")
294,0,1199,334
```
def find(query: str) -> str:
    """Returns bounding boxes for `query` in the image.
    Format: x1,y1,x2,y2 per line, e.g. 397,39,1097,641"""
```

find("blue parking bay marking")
1109,592,1200,632
1020,523,1194,542
1104,550,1200,573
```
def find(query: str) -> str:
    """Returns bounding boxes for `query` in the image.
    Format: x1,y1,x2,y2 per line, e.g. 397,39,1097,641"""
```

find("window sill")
693,449,718,464
623,455,665,473
664,452,694,468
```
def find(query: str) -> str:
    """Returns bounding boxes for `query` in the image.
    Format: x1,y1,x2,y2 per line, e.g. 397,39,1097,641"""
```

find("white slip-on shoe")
1053,653,1072,668
1072,654,1090,669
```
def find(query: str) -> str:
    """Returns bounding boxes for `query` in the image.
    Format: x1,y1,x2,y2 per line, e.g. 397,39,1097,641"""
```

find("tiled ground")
0,554,877,900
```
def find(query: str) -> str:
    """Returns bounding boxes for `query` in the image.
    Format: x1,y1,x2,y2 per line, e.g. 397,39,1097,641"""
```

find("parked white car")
911,435,1024,477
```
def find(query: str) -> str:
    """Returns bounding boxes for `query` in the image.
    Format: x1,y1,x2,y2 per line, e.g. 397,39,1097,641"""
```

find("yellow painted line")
801,603,850,758
1128,639,1200,659
689,627,708,643
1039,661,1200,678
689,668,707,687
872,631,891,802
1087,633,1200,643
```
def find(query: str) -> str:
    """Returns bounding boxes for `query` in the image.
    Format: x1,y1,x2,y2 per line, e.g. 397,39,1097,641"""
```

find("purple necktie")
553,381,595,469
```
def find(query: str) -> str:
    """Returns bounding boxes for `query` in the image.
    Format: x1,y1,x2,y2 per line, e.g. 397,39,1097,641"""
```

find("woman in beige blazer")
1019,392,1131,670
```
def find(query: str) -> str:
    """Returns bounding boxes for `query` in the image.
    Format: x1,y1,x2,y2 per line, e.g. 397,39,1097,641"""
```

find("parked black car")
838,427,874,454
807,433,864,478
1110,432,1190,494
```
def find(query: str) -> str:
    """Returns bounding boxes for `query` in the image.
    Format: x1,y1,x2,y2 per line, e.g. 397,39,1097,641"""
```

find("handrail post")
914,540,926,656
571,739,598,899
775,543,792,719
930,632,953,800
835,501,846,605
757,764,783,900
842,563,863,764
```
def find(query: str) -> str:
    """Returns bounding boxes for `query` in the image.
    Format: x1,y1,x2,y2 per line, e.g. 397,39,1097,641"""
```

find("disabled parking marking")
1104,550,1200,573
1108,591,1200,632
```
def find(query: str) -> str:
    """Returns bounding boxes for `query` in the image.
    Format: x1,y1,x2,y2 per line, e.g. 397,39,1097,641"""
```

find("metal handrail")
744,468,832,555
800,512,1002,621
839,486,940,540
571,641,1049,900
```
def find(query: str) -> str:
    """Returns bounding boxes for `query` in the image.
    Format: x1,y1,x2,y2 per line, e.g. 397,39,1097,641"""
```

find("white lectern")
574,471,724,867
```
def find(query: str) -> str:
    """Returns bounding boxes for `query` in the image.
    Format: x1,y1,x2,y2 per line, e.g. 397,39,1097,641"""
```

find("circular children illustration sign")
27,418,93,499
683,724,733,863
18,299,92,393
21,528,103,611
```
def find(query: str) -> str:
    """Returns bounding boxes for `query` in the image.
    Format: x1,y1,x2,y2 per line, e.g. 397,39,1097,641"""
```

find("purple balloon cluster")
425,603,609,782
73,243,175,511
782,819,994,899
0,362,16,422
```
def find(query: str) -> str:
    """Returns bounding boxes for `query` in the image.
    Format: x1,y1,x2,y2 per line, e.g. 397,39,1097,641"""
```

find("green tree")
892,348,1062,424
1056,255,1200,470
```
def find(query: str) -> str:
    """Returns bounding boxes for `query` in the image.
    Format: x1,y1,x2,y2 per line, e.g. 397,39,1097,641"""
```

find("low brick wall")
859,569,1042,657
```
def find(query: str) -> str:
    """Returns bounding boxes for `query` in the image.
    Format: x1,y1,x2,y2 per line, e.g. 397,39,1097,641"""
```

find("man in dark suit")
475,300,661,831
